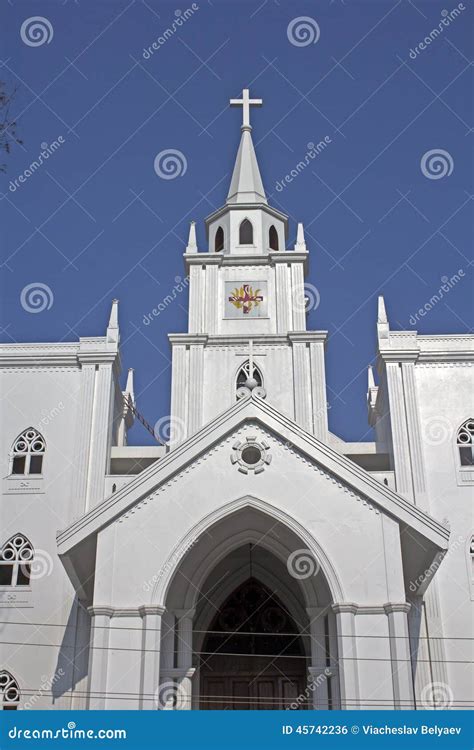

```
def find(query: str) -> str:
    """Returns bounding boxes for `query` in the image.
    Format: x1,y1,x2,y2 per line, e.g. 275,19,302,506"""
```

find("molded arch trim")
154,495,344,607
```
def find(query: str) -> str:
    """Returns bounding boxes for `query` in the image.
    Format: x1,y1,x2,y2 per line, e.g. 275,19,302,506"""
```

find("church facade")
1,90,472,711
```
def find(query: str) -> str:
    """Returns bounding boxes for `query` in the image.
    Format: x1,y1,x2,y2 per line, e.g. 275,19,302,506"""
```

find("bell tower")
169,89,329,446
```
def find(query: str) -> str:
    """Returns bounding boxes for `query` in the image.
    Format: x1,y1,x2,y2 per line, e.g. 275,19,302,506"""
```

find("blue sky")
1,0,472,445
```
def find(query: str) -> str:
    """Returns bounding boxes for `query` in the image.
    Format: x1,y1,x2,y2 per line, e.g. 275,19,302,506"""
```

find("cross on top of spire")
230,88,263,130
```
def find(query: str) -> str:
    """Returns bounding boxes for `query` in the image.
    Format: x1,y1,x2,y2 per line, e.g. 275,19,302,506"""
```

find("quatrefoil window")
10,428,45,476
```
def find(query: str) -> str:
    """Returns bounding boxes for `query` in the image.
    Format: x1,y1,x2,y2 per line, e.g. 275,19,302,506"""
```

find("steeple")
204,87,288,256
226,88,267,205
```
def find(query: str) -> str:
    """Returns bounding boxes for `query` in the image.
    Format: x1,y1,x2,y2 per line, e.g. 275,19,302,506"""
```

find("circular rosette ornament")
231,437,272,474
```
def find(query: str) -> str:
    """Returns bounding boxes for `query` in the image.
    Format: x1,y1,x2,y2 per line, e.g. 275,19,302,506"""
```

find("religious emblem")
228,284,263,315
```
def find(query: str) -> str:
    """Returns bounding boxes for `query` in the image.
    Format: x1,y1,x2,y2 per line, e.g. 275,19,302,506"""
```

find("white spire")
377,295,389,344
227,88,267,205
295,222,307,251
377,295,388,323
367,364,379,425
186,221,197,253
125,368,135,403
367,365,375,390
107,299,119,344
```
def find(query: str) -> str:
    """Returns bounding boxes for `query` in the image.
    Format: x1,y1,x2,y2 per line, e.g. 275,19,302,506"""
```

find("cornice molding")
332,602,411,615
0,338,119,368
204,201,288,227
87,606,114,618
168,333,328,347
289,332,328,344
184,251,308,267
383,602,411,614
377,331,474,365
88,605,166,618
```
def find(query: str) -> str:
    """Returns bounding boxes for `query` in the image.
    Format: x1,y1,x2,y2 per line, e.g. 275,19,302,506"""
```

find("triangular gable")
57,394,449,559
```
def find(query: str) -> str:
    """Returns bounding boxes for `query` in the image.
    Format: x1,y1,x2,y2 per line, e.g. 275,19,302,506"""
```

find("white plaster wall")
201,345,295,424
105,617,142,710
0,367,84,709
414,363,474,707
355,614,392,709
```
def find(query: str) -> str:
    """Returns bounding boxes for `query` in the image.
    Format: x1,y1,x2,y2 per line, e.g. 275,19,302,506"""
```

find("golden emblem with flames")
228,284,263,315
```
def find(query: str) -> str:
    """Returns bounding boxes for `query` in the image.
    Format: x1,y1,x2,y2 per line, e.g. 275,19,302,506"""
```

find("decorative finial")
186,221,197,253
295,222,307,251
107,299,119,343
230,88,263,130
367,365,375,390
125,368,135,401
377,295,388,324
377,295,389,344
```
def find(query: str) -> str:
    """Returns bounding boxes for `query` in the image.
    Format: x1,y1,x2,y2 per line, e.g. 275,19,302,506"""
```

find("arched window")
215,226,224,252
0,671,20,710
10,428,45,476
457,419,474,466
0,534,34,587
236,361,263,390
269,225,279,251
239,219,253,245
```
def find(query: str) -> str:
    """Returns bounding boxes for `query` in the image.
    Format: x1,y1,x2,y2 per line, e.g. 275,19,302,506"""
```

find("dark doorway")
200,578,308,709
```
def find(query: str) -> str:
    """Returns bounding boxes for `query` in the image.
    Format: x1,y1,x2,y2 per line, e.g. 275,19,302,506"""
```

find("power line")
12,688,474,710
0,639,472,663
12,688,474,706
1,620,473,640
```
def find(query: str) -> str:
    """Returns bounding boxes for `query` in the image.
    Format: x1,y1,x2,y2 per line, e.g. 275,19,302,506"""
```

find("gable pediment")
57,395,449,595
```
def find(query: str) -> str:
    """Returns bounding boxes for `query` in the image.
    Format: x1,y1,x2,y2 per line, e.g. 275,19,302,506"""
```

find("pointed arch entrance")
200,576,308,709
158,499,341,710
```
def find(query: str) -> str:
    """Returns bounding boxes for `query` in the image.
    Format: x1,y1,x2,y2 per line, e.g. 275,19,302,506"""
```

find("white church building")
1,90,472,711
